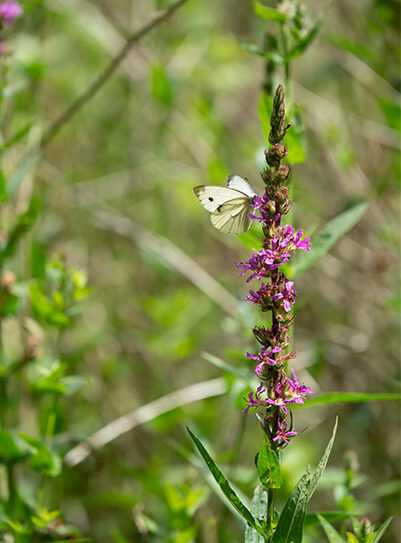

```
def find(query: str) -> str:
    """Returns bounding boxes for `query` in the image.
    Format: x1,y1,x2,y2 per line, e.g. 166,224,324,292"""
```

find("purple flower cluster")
0,0,22,24
0,0,23,56
239,85,313,448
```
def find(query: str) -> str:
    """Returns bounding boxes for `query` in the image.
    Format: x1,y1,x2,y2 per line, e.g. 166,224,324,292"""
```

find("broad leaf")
0,430,25,464
257,437,282,489
271,471,311,543
245,485,268,543
308,418,338,501
289,202,368,278
297,391,401,409
371,517,393,543
186,427,266,537
318,514,346,543
253,1,288,21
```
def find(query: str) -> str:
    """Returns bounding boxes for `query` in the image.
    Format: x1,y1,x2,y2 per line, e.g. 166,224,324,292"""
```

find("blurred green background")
1,0,400,541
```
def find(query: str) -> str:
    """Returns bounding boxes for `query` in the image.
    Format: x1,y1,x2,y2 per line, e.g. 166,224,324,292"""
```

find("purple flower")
273,420,297,444
242,383,266,413
0,0,23,24
236,248,291,281
271,280,296,312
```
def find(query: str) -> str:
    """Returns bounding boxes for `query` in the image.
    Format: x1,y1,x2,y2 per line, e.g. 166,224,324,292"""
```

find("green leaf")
238,227,264,252
318,514,346,543
258,93,273,143
245,485,268,543
290,202,368,278
253,1,288,21
0,429,25,463
19,432,62,477
371,517,393,543
0,195,42,264
151,63,174,107
0,170,7,203
285,126,306,164
304,511,352,528
257,437,282,489
297,391,401,408
237,38,284,64
186,427,266,537
271,471,311,543
0,121,34,153
308,418,338,501
201,352,250,382
286,8,327,61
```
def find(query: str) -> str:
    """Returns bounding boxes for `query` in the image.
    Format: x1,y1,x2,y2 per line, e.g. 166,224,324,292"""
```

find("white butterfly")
193,175,257,235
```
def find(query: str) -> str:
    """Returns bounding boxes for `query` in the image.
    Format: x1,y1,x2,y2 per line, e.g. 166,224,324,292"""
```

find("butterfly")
193,175,257,235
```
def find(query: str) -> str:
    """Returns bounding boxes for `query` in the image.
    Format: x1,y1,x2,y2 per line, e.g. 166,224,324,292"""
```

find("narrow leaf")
286,6,328,61
202,352,250,382
296,391,401,409
0,170,7,202
371,517,393,543
304,511,352,528
237,38,284,64
271,471,311,543
186,427,266,536
318,514,346,543
253,1,288,21
257,437,282,489
308,418,338,501
290,202,368,278
245,485,268,543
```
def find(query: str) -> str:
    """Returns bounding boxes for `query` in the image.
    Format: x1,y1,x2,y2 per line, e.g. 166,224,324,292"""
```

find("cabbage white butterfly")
193,175,257,235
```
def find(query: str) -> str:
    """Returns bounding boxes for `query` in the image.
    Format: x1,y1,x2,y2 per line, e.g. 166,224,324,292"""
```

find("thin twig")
64,377,227,467
37,0,190,152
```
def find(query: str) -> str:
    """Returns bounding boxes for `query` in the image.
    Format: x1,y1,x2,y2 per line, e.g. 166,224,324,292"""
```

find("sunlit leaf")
186,427,266,536
271,471,311,543
253,1,288,21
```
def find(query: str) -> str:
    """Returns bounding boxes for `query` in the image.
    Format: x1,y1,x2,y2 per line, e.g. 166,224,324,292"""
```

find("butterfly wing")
226,175,256,198
210,197,251,235
193,185,245,212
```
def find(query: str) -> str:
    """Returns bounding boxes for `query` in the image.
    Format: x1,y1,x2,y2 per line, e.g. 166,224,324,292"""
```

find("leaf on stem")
253,1,288,21
271,471,311,543
256,437,282,489
186,427,266,537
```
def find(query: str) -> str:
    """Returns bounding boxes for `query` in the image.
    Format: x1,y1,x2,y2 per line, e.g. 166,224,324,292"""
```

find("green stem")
7,462,16,512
